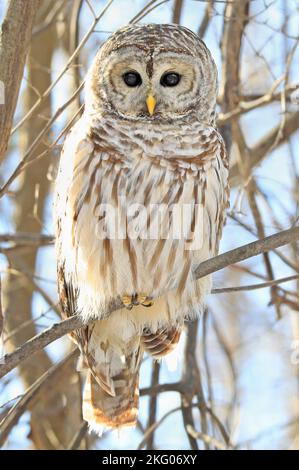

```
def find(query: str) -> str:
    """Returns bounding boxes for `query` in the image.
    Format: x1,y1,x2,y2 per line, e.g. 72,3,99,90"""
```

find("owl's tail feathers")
141,324,182,358
82,352,142,435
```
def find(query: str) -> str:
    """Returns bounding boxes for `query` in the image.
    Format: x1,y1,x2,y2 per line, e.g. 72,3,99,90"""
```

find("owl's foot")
136,294,154,307
121,295,135,310
121,293,153,309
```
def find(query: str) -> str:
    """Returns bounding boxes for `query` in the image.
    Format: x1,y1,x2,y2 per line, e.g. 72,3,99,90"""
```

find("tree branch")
230,110,299,186
198,0,214,38
0,233,54,246
212,273,299,294
172,0,184,24
186,425,230,450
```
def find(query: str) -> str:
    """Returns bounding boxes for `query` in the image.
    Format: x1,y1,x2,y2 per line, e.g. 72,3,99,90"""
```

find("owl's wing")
56,257,80,337
54,119,88,347
56,201,92,356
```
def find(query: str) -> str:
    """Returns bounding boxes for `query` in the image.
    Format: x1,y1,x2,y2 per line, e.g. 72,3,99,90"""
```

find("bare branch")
230,111,299,186
186,425,231,450
218,82,299,126
172,0,184,24
145,361,160,449
212,274,299,294
198,0,214,38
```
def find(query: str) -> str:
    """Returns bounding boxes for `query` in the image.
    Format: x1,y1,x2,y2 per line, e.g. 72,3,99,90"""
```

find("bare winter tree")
0,0,298,450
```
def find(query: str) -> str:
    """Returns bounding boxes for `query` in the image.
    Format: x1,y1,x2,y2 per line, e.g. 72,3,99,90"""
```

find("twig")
145,361,160,449
186,425,230,450
137,402,226,450
212,274,299,294
229,213,299,272
0,84,84,199
218,82,299,126
129,0,170,24
140,381,183,396
32,0,67,37
138,406,182,449
247,181,281,318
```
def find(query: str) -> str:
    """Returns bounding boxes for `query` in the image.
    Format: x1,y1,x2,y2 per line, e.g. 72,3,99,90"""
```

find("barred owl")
54,24,229,434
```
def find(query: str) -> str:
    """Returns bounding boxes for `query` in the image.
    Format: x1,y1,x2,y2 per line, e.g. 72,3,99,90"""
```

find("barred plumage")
54,24,229,434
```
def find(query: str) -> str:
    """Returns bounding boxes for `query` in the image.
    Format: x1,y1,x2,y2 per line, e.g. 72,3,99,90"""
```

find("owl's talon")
137,294,154,307
122,295,134,309
121,294,153,309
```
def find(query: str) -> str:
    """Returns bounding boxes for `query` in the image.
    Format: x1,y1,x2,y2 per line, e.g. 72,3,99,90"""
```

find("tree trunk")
3,4,83,449
0,0,40,164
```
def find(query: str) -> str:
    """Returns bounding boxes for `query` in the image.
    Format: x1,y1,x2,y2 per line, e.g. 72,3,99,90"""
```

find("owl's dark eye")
123,71,142,87
160,72,181,87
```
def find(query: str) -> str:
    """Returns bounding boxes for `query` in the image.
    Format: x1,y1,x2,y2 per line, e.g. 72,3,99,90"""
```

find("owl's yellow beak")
146,94,156,116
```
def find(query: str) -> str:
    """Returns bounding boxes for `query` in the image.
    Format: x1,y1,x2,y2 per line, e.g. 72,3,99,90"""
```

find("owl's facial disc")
97,47,208,120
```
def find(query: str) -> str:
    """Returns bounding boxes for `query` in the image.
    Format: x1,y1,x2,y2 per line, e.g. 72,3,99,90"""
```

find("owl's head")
85,24,218,124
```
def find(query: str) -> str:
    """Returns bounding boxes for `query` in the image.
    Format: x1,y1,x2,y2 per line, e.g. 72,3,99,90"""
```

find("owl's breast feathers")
88,114,228,172
55,113,229,321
